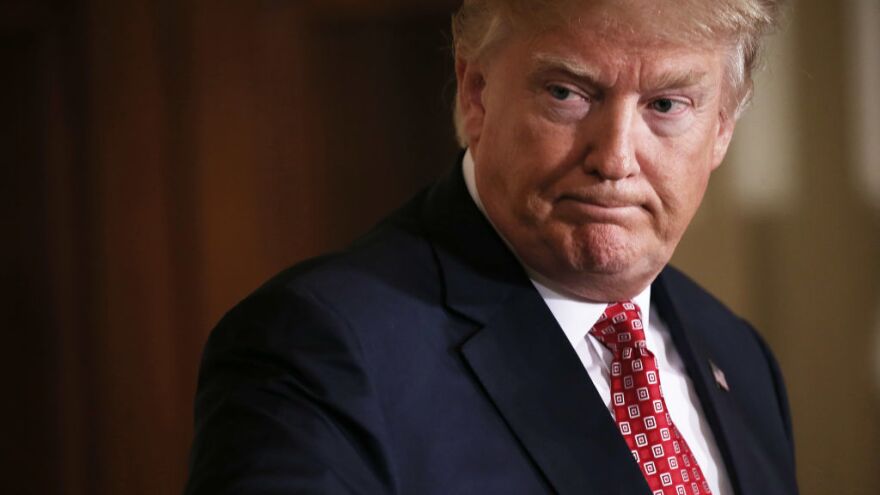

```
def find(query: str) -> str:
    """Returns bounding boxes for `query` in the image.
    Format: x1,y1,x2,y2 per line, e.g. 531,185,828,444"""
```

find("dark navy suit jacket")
185,164,799,494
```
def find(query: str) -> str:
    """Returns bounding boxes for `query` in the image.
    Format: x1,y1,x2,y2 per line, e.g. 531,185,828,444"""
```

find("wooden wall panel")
191,2,459,328
191,1,321,327
82,0,184,492
0,26,61,495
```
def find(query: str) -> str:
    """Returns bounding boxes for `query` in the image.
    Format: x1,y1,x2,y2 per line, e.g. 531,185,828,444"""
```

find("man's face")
458,11,736,301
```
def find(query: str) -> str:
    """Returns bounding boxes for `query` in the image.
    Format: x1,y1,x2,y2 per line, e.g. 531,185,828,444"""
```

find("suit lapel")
653,270,793,495
459,287,651,495
421,165,651,495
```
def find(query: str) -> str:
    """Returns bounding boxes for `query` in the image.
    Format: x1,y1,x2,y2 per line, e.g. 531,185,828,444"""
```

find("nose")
581,100,639,180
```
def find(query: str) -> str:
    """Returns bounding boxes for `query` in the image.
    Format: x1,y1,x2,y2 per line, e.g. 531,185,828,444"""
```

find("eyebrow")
532,53,603,85
647,69,709,90
531,53,709,91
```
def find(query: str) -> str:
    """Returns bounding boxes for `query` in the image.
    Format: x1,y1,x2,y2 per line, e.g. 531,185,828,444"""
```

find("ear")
455,55,488,146
710,113,736,170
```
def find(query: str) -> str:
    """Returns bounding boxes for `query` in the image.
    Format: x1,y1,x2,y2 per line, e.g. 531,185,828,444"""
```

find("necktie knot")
589,301,646,355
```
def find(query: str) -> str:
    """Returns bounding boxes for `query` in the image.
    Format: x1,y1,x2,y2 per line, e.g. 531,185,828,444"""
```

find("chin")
565,224,644,275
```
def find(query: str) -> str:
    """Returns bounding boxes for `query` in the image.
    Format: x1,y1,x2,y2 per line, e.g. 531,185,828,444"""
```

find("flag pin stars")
709,360,729,392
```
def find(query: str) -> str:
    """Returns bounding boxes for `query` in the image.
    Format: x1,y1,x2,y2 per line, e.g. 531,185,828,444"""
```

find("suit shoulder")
279,220,437,303
214,197,441,346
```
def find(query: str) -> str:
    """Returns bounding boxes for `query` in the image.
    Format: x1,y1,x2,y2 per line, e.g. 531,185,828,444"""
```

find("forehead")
502,18,728,91
497,0,733,66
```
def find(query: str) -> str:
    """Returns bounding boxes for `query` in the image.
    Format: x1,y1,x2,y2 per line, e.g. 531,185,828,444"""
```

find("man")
186,1,798,494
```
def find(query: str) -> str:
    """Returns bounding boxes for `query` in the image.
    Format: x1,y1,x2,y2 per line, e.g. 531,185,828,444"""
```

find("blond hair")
451,0,786,146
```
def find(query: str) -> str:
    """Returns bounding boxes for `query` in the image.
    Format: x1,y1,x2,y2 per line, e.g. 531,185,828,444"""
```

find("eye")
540,83,590,121
547,84,577,101
650,98,685,114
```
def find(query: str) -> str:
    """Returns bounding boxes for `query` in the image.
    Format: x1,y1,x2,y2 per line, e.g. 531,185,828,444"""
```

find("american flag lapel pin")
709,360,730,392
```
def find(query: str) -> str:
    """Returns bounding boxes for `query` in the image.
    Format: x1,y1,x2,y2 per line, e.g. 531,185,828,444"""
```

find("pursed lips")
555,194,645,221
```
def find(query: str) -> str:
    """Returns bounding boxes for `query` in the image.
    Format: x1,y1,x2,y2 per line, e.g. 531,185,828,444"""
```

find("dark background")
1,1,878,494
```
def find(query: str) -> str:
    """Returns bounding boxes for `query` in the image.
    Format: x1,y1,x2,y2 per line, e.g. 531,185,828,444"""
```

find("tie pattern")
589,302,712,495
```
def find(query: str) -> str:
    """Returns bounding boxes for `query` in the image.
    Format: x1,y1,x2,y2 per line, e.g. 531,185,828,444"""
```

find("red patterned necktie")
589,301,712,495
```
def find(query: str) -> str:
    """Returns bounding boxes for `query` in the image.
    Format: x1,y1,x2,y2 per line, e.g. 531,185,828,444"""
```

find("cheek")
485,119,565,194
515,118,583,188
647,150,713,235
478,101,585,222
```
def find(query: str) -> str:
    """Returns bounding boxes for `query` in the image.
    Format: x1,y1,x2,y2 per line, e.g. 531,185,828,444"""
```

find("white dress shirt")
462,150,733,495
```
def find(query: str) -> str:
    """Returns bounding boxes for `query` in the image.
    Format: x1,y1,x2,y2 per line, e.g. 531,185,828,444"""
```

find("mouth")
555,195,644,221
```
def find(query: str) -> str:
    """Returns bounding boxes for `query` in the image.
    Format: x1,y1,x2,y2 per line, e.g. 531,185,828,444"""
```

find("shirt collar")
531,278,652,348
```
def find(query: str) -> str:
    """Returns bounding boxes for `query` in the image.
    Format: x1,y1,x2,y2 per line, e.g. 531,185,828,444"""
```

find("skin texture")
456,9,737,302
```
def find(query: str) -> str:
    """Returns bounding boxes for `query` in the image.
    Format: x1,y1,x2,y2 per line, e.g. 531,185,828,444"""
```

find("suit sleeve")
184,286,396,495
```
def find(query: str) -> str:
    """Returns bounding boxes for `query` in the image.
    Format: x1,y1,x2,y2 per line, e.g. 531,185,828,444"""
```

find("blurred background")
1,0,877,493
